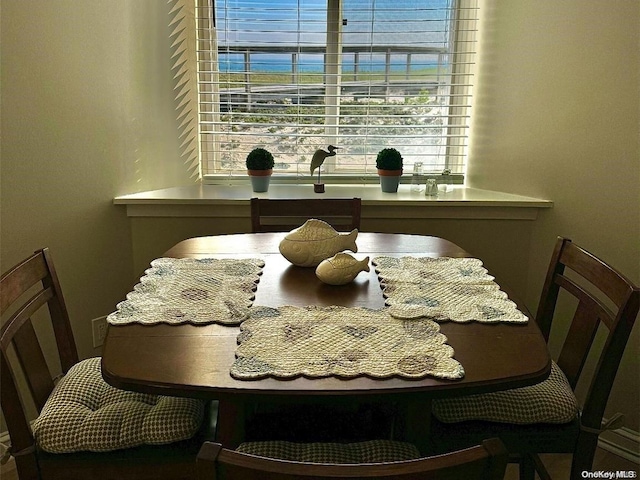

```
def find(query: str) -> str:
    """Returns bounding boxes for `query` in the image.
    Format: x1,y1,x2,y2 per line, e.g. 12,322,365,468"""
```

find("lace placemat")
373,256,528,324
107,257,265,326
231,305,465,381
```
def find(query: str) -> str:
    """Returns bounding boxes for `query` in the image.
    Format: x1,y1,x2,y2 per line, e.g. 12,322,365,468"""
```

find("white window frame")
186,0,477,184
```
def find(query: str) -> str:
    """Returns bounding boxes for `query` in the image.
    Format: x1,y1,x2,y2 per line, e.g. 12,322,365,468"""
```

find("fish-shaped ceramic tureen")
278,219,358,267
315,253,370,285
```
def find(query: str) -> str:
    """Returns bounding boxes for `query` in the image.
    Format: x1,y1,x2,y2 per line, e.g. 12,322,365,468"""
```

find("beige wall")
468,0,640,433
1,0,638,444
1,0,195,357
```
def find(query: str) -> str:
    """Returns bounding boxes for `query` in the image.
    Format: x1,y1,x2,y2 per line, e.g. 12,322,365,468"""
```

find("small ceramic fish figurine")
279,219,358,267
315,253,370,285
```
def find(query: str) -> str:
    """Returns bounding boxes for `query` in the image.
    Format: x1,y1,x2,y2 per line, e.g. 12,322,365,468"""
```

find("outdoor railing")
216,44,447,109
219,44,447,82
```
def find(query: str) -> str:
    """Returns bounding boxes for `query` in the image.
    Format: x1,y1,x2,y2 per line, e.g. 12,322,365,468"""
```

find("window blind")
196,0,477,180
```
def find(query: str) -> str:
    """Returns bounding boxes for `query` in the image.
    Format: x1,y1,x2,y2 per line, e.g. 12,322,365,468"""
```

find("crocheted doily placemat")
231,305,465,380
373,256,528,324
107,257,265,326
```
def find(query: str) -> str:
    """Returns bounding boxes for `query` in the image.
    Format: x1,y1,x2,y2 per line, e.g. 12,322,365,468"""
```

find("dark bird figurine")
310,145,339,183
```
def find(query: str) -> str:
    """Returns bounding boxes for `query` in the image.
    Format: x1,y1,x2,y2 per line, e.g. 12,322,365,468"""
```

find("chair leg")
570,434,598,480
14,451,40,480
532,454,552,480
519,453,536,480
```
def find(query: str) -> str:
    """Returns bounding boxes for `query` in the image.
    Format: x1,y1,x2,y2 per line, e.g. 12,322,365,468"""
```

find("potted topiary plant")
376,148,403,193
246,147,275,193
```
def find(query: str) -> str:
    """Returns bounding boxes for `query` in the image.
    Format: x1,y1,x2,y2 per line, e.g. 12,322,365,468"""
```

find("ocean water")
218,53,441,73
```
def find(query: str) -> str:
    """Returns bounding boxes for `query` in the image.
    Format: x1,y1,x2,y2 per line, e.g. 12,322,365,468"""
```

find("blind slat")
196,0,477,177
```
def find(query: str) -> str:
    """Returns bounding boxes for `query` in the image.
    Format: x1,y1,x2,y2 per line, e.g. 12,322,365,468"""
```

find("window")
195,0,477,182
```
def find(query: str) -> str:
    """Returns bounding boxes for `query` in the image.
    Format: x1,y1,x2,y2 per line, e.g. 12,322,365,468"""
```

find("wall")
468,0,640,435
1,0,196,353
0,0,194,428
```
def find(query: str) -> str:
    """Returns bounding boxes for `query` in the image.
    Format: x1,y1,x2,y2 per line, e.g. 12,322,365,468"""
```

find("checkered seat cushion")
236,439,421,463
32,357,205,453
432,361,579,424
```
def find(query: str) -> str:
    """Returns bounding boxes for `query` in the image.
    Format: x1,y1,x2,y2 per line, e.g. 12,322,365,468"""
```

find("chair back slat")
1,252,49,314
0,286,53,350
554,273,617,330
41,248,78,372
14,319,56,410
556,301,601,389
559,241,633,307
581,302,637,429
554,271,618,388
534,239,566,341
197,438,508,480
251,198,361,233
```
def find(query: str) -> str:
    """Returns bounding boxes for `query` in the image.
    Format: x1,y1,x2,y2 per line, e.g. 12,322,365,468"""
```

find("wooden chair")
250,198,361,232
1,248,215,480
196,438,508,480
430,237,640,480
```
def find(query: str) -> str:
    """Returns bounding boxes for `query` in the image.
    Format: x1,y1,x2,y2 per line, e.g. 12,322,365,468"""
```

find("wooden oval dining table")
101,232,551,453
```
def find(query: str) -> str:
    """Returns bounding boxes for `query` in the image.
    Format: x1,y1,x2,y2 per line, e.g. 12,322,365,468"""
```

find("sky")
215,0,453,47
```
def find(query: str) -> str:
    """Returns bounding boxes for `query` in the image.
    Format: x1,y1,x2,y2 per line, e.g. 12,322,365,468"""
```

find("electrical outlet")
92,316,109,348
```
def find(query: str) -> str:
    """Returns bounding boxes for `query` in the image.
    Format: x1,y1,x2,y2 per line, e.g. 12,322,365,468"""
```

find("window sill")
114,184,552,220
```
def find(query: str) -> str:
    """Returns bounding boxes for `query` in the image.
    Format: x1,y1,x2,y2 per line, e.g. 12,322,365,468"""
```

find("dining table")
101,232,551,453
